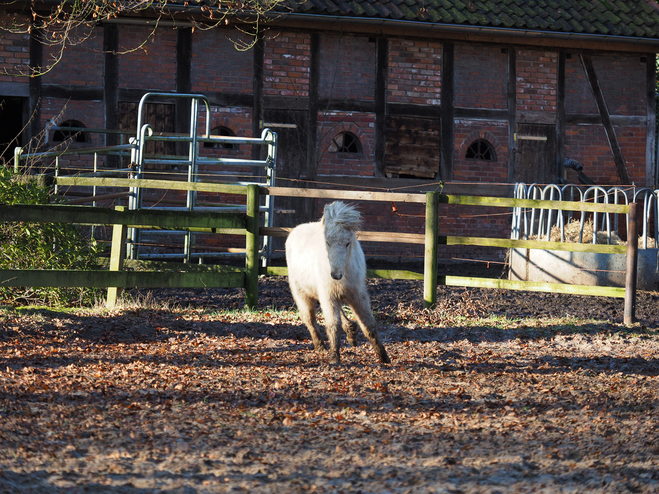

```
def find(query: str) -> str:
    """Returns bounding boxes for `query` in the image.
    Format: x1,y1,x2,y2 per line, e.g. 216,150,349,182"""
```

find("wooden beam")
29,28,42,143
0,204,246,229
263,186,427,203
375,37,388,177
646,53,657,188
580,53,631,184
440,41,454,181
556,51,566,181
104,23,119,155
0,270,245,289
443,275,625,298
507,47,517,182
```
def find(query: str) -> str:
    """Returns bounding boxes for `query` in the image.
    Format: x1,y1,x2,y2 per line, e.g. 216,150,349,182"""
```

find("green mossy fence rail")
0,178,639,322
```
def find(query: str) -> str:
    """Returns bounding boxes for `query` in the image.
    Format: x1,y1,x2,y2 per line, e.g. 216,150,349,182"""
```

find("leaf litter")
0,277,658,493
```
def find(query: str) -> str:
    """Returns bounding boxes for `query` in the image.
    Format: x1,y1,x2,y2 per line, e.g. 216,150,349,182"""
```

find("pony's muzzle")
331,271,343,280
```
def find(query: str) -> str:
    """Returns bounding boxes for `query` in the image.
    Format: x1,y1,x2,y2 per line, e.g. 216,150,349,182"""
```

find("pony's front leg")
294,292,326,352
320,296,343,364
340,309,359,346
348,290,391,364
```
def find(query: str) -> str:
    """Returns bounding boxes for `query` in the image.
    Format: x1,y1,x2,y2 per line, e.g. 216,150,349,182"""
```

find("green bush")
0,166,103,306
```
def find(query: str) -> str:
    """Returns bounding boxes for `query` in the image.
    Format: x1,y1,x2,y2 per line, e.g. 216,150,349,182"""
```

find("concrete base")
509,248,659,292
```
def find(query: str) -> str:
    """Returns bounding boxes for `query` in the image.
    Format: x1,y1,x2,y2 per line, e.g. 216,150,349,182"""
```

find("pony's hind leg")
294,292,326,352
340,308,359,347
319,295,344,364
347,290,391,364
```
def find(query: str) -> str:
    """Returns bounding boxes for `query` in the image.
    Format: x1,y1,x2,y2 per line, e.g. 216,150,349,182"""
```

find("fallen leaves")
1,280,659,493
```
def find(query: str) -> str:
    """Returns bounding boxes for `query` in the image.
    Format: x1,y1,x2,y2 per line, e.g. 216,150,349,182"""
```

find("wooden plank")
262,186,427,203
441,41,454,181
507,48,516,182
646,53,657,188
261,227,627,252
98,259,244,273
55,177,249,195
0,270,245,289
580,53,631,185
454,107,508,121
556,51,566,181
312,177,510,197
262,265,424,281
448,236,628,254
443,276,626,298
444,195,629,214
368,269,424,280
375,37,387,177
0,204,245,230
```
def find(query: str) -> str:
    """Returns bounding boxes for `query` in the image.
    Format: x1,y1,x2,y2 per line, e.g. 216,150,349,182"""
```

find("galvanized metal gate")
13,92,278,266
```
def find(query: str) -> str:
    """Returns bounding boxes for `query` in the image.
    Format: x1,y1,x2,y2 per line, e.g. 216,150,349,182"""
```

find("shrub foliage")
0,166,103,306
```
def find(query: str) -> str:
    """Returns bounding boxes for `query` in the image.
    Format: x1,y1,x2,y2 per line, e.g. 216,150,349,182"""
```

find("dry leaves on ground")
0,279,658,493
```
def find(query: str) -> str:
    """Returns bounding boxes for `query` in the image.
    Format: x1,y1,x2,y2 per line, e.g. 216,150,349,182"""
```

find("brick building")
1,1,658,263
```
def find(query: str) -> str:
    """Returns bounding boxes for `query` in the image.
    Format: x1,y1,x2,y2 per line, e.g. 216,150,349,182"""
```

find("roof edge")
270,12,659,48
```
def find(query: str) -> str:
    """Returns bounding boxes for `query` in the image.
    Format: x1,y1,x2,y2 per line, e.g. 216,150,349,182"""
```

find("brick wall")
566,53,647,116
117,25,176,91
263,32,310,97
516,49,557,113
317,112,375,177
191,29,253,95
197,106,255,179
592,54,647,116
565,124,647,185
39,98,106,171
453,121,509,183
319,34,375,100
565,55,597,114
387,38,441,105
41,28,103,87
0,15,30,80
454,43,507,109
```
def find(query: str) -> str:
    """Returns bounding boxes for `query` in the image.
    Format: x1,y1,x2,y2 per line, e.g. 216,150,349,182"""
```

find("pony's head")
321,202,362,281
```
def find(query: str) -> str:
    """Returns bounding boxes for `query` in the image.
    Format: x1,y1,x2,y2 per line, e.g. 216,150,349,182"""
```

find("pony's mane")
322,201,362,232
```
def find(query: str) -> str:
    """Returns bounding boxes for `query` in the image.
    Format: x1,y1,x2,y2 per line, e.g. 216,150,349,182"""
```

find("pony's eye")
346,242,350,247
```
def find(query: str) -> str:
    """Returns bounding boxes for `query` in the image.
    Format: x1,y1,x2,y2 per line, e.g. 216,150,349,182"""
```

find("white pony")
285,202,390,364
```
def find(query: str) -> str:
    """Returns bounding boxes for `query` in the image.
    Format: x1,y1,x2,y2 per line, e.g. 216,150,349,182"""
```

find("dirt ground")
0,269,658,493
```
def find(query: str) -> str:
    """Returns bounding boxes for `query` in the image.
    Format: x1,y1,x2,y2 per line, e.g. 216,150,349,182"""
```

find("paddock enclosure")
5,94,658,325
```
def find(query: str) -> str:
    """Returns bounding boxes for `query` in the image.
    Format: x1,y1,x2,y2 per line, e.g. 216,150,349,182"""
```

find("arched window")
328,132,362,154
466,139,496,161
204,126,237,150
53,120,87,143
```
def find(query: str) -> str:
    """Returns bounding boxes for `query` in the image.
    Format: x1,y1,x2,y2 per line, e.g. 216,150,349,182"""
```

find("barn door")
118,102,176,170
514,123,556,185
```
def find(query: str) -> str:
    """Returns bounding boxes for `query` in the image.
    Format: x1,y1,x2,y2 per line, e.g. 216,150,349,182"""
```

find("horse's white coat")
285,202,390,364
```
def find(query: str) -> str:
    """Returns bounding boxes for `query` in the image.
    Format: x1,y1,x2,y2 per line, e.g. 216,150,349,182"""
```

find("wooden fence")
1,177,639,323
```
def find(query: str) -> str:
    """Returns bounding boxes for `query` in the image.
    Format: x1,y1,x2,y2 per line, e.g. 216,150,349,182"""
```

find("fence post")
424,191,439,308
245,184,260,310
624,201,638,325
106,206,127,307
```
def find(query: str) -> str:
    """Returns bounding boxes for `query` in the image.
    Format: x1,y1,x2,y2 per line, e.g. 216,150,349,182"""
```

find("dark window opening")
0,97,25,163
329,132,362,154
466,139,496,161
204,126,238,150
53,120,87,143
